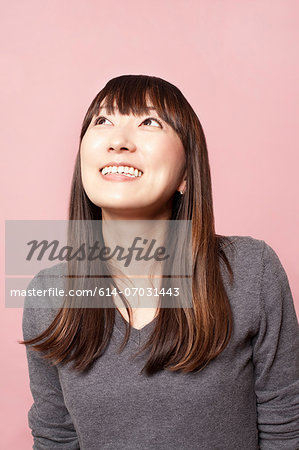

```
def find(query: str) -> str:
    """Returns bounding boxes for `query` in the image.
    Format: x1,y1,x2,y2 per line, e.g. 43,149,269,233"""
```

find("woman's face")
80,101,186,220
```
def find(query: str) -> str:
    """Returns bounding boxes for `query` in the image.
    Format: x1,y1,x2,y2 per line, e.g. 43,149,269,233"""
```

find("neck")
101,218,168,277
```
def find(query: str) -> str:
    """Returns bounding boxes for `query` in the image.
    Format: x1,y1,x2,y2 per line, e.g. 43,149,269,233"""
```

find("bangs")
91,75,187,138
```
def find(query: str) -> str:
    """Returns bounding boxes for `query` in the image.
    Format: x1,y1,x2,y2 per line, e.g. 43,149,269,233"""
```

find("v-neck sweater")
22,235,299,449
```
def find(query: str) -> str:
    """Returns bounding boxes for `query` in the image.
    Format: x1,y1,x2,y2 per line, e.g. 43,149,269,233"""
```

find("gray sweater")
22,236,299,449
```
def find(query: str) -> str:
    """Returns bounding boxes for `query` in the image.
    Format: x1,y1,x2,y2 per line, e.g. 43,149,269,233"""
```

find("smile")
100,165,143,178
99,166,143,182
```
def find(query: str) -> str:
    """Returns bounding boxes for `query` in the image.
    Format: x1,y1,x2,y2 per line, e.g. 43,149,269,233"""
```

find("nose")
108,132,137,153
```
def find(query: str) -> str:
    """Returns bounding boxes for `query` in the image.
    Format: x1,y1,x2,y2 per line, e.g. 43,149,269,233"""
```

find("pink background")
1,1,298,448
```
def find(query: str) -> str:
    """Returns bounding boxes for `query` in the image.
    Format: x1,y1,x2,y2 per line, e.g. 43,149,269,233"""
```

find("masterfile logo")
5,220,193,309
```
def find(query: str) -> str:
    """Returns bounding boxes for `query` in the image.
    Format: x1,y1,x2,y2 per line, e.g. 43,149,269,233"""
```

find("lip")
99,170,142,182
100,161,143,173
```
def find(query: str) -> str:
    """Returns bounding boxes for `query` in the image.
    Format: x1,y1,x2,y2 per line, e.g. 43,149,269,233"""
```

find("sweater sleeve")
251,241,299,449
22,273,80,449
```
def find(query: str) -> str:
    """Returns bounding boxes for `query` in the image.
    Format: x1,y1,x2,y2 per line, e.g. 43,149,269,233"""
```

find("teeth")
101,165,143,177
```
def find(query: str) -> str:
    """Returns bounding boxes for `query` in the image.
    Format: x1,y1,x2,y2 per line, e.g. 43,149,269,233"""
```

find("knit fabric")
22,236,299,449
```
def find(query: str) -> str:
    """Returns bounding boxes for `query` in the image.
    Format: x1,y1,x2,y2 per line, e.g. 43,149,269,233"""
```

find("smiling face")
80,100,186,220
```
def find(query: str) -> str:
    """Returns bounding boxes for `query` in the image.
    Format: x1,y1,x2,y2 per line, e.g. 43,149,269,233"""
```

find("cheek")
156,140,185,175
80,134,103,167
81,157,98,186
147,136,183,164
80,142,98,190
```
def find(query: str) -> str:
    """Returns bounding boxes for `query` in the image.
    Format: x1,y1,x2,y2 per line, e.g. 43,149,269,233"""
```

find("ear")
177,170,187,194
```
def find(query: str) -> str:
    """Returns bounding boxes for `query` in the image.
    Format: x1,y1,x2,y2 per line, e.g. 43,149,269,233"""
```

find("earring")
179,190,184,195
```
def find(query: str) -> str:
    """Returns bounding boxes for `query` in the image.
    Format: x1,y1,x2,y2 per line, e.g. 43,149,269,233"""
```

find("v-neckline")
114,308,158,345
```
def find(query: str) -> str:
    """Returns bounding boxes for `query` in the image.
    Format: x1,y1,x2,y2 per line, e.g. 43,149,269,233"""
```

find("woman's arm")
252,241,299,449
22,274,80,449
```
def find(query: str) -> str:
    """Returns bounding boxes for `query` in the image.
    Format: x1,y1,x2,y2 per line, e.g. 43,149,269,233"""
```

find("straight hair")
20,74,236,376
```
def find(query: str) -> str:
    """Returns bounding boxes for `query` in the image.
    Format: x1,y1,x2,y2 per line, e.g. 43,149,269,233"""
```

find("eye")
94,115,163,127
94,116,111,125
142,117,163,128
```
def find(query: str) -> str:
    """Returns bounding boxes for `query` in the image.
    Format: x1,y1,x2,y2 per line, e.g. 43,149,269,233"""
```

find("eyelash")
94,116,163,128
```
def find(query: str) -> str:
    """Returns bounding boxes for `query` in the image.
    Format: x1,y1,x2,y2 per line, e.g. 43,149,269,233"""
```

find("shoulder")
218,234,289,283
25,261,68,292
216,235,294,339
22,262,67,339
218,234,294,319
31,261,68,281
218,234,265,256
218,234,266,282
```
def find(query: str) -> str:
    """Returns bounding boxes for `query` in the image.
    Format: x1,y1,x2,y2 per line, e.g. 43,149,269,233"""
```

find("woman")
21,74,299,449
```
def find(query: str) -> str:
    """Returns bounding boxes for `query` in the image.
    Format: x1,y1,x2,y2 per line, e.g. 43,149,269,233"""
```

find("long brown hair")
20,74,236,376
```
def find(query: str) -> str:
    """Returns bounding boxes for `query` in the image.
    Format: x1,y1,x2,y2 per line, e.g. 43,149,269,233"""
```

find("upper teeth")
101,166,143,177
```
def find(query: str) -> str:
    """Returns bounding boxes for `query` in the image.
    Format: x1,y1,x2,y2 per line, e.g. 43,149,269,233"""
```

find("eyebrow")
98,105,157,112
